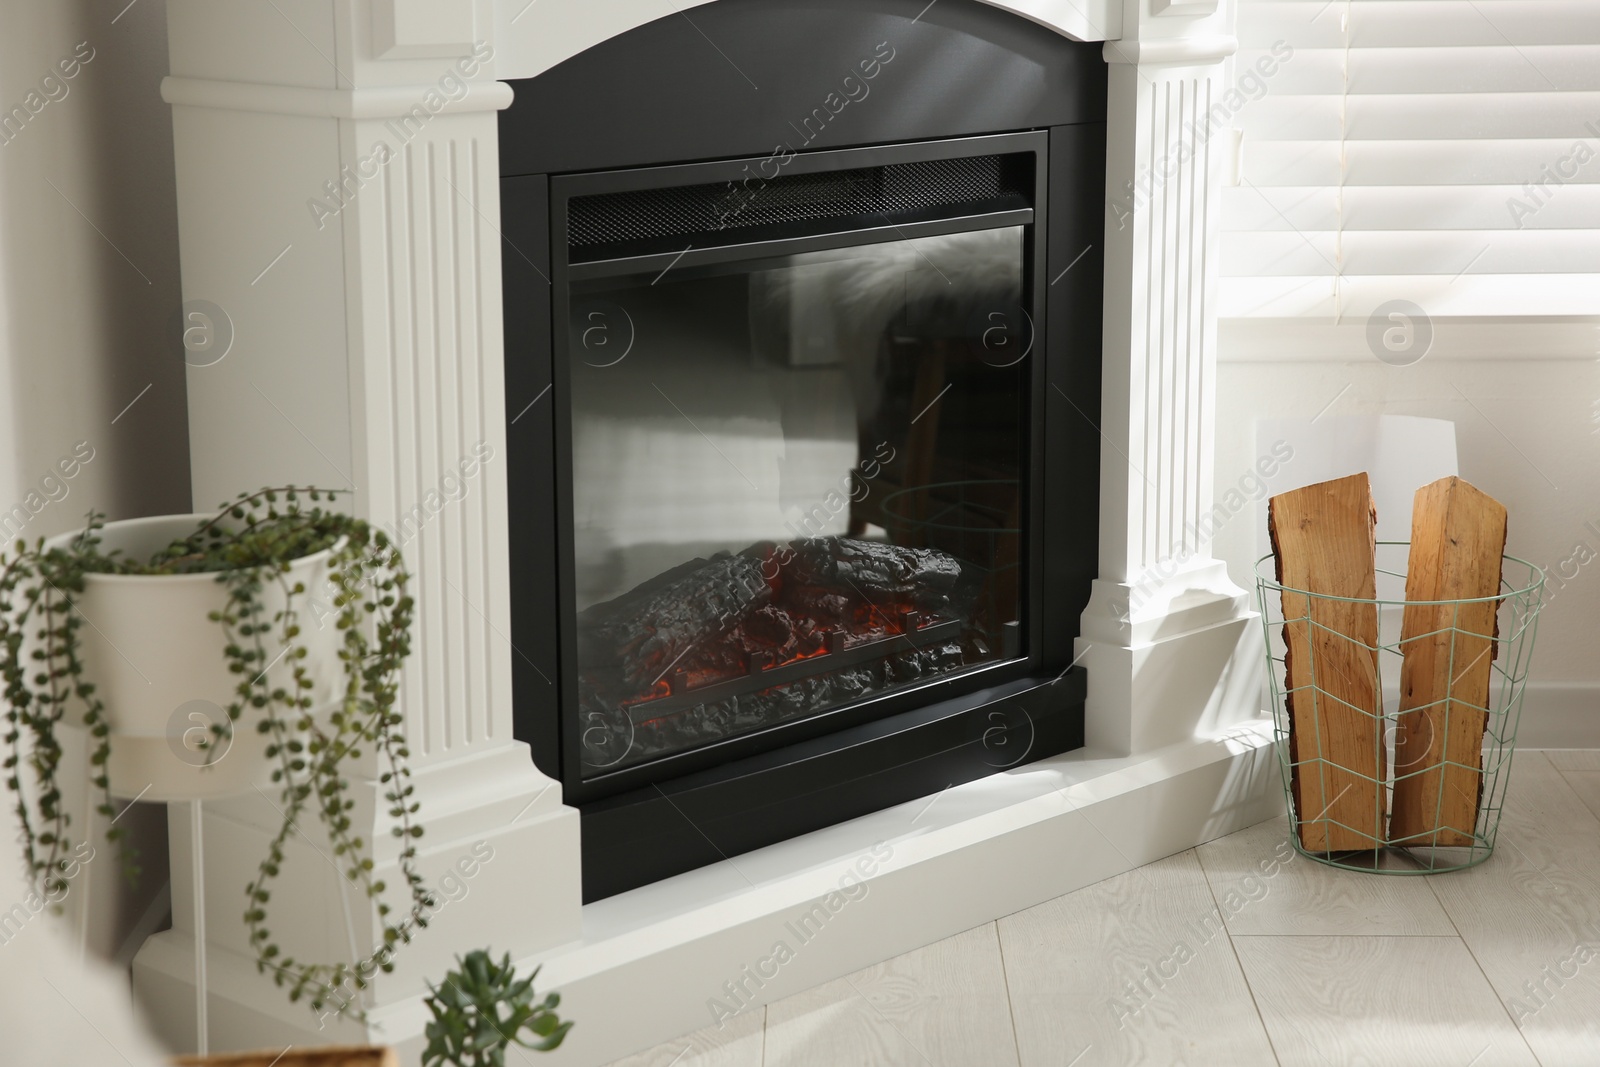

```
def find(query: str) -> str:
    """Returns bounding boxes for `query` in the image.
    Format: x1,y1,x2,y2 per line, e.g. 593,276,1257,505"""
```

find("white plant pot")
44,514,344,802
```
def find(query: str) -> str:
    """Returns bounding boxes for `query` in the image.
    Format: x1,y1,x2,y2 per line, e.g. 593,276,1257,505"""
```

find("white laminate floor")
601,751,1600,1066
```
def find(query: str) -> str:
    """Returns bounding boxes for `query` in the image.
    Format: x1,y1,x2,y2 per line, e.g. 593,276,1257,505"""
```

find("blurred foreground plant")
422,949,572,1066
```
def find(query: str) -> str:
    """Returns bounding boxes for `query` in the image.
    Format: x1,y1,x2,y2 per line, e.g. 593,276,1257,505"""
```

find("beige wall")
0,0,185,962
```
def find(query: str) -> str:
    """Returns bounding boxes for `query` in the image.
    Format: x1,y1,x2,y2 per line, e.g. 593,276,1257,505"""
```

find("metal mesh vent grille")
567,154,1027,249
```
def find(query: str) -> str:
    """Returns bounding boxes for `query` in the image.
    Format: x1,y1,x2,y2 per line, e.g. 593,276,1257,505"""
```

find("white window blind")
1220,0,1600,320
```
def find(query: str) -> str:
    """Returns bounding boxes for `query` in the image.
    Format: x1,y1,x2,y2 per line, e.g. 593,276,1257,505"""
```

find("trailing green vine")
1,487,434,1022
1,518,127,897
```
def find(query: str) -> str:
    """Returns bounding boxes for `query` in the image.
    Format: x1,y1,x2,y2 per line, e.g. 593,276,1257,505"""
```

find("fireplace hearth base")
583,668,1084,900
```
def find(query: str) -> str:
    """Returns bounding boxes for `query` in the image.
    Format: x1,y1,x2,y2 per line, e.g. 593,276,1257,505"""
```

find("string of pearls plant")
1,487,435,1020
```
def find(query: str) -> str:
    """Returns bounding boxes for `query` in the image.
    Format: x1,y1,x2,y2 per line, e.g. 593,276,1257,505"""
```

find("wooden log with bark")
1269,473,1385,851
1389,476,1507,847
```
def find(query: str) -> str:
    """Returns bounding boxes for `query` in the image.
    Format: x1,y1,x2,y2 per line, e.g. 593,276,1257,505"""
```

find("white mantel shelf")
142,0,1273,1062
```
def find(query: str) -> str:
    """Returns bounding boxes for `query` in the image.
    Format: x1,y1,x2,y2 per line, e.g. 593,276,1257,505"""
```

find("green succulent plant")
422,949,573,1066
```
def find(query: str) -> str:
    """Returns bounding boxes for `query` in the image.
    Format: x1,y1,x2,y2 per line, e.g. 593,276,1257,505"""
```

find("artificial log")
582,639,966,770
576,535,974,771
668,603,829,686
578,552,773,690
781,537,964,616
1389,476,1507,847
1269,473,1385,852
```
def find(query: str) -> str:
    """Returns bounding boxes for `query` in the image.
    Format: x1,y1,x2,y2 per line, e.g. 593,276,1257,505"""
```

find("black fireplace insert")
501,0,1106,901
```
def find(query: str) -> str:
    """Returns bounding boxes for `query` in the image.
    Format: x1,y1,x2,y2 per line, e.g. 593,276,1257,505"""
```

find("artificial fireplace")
146,0,1276,1052
500,0,1107,900
565,140,1036,775
148,0,1274,1053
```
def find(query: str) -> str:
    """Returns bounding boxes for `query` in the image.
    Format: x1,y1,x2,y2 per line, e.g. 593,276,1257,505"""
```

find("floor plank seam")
988,921,1027,1067
1219,929,1286,1067
1194,843,1285,1066
1422,823,1550,1066
1551,768,1597,822
1226,931,1469,938
1548,763,1600,829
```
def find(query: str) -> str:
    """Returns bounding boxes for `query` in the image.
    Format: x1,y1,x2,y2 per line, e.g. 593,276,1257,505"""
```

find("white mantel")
137,1,1271,1063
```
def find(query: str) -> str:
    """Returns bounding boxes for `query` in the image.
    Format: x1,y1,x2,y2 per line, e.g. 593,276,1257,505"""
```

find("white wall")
1,0,191,522
0,0,187,962
1213,319,1600,741
1212,0,1600,742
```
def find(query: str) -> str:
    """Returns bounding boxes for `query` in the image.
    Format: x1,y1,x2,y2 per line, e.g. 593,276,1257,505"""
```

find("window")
1221,0,1600,321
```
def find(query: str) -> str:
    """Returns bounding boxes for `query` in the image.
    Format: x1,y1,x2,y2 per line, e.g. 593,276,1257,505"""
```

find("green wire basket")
1254,542,1544,873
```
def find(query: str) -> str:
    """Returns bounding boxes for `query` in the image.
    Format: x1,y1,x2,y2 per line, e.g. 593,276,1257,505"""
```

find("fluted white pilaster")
343,109,512,763
137,1,580,1053
1077,16,1259,756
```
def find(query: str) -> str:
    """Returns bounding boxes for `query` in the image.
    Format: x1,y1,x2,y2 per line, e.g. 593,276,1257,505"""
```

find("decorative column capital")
1102,34,1236,66
159,76,513,118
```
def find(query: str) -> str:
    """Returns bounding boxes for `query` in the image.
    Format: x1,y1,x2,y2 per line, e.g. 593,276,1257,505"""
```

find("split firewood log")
1389,476,1506,847
1269,473,1385,851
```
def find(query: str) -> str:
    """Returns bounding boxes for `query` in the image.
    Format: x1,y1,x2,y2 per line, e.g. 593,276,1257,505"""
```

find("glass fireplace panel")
569,226,1030,775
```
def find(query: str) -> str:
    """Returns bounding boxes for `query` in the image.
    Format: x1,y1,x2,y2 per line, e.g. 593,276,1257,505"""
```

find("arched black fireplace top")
499,0,1106,178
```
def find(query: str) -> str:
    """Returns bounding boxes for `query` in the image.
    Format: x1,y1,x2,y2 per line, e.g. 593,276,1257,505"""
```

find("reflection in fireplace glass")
570,227,1029,775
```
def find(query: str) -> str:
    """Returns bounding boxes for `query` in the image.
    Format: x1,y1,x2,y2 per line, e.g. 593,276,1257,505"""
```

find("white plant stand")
189,799,208,1056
